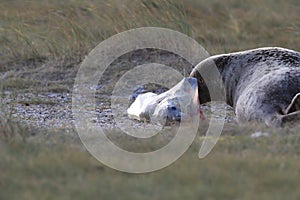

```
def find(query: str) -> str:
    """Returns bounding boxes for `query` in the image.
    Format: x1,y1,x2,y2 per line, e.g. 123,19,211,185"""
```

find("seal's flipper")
281,111,300,125
285,93,300,114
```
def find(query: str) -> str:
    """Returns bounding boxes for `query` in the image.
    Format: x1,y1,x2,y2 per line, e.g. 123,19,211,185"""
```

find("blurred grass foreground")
0,0,300,199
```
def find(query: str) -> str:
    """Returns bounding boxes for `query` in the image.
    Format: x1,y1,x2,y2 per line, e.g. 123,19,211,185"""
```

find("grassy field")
1,124,300,200
0,0,300,199
1,0,299,64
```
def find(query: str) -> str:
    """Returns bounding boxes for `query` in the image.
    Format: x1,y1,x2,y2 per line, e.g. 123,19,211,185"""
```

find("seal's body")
190,47,300,126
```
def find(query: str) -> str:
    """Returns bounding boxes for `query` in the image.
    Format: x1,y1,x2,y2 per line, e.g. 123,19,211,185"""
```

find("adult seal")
190,47,300,126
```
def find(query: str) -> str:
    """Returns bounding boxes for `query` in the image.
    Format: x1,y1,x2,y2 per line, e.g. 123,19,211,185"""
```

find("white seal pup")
190,47,300,126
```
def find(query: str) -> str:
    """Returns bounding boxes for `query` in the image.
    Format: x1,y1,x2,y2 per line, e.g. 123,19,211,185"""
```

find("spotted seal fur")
190,47,300,126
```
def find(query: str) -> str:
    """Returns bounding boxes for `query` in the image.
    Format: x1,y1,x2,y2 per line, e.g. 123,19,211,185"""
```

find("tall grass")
1,0,298,66
0,89,29,141
0,116,29,142
0,0,191,65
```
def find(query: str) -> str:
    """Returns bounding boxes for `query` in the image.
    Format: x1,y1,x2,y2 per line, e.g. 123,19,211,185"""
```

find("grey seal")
190,47,300,126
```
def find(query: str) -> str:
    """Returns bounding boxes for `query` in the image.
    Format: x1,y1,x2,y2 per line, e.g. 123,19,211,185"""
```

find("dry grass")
0,95,30,141
1,0,299,66
0,0,190,65
0,0,300,199
1,0,299,91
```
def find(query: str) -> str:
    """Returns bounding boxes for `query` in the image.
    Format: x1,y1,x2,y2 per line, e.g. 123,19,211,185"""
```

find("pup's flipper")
285,93,300,114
